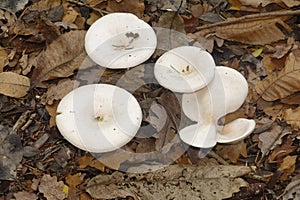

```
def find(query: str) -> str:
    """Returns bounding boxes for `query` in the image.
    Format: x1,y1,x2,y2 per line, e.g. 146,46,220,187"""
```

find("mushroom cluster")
56,12,255,153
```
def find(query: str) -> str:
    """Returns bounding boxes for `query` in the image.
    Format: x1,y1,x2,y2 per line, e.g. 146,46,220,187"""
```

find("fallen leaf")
282,107,300,130
268,138,297,163
32,30,86,87
0,125,23,180
255,50,300,101
258,124,288,156
197,16,291,45
45,79,80,105
13,191,38,200
217,141,247,163
38,174,66,200
278,155,297,181
0,72,30,98
106,0,145,18
0,46,8,72
282,177,300,200
78,154,105,172
237,0,275,7
0,0,29,12
66,173,85,190
45,101,59,127
86,165,250,200
281,92,300,104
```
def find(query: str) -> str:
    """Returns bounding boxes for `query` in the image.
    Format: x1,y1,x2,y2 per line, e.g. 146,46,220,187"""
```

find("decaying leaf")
87,165,251,200
66,173,85,190
0,0,29,12
197,16,291,45
255,50,300,101
106,0,145,18
45,79,79,105
282,107,300,130
217,141,248,163
0,46,9,72
268,138,296,163
31,30,86,87
0,125,23,180
13,191,38,200
282,177,300,200
38,174,66,200
258,124,289,156
78,154,105,172
0,72,30,98
277,155,297,181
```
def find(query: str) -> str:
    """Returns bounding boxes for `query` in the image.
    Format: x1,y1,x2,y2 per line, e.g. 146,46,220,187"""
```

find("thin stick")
196,9,300,31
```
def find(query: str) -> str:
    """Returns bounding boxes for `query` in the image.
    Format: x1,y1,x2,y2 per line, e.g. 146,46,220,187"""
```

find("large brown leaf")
255,50,300,101
197,16,291,45
0,72,30,98
31,30,86,87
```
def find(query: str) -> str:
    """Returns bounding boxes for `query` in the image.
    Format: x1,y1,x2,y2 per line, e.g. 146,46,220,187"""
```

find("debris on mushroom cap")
85,13,157,69
56,84,142,153
217,118,256,144
179,66,254,148
154,46,215,93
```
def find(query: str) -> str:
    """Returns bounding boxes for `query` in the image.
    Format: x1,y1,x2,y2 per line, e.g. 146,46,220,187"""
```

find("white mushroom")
217,118,256,144
154,46,215,93
85,13,157,69
179,66,255,148
56,84,142,153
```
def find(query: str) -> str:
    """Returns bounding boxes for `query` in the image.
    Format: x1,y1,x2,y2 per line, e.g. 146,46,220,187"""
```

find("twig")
196,9,300,31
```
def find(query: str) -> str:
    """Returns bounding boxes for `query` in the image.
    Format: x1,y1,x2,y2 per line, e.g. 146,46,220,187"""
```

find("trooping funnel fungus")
85,13,157,69
56,84,142,153
179,66,255,148
154,46,215,93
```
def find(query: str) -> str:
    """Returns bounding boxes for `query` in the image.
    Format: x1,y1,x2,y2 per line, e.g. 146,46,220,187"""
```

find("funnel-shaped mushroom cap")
85,13,157,69
179,123,217,148
217,118,256,144
154,46,215,93
56,84,142,153
180,66,250,148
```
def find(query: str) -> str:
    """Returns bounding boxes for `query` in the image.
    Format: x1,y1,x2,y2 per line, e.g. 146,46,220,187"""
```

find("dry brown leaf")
281,92,300,104
78,154,105,172
66,173,85,190
217,141,247,163
87,165,250,200
262,53,286,74
32,30,86,87
45,79,79,105
282,107,300,130
106,0,145,18
13,191,38,200
278,155,297,181
258,124,288,156
268,138,296,163
282,178,300,200
198,16,291,45
0,46,8,72
45,101,59,127
237,0,275,7
38,174,66,200
0,72,30,98
255,50,300,101
62,7,79,23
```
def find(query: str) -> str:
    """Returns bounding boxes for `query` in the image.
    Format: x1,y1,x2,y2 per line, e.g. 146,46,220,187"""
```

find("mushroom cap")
182,66,249,122
179,123,217,148
154,46,215,93
217,118,256,144
56,84,142,153
85,13,157,69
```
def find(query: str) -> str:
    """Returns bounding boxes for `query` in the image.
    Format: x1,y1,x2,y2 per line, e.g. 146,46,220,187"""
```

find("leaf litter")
0,0,300,199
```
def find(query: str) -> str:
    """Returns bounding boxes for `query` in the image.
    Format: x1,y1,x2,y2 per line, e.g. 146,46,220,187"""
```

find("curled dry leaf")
255,50,300,101
0,72,30,98
106,0,145,18
278,155,297,181
282,107,300,130
32,30,86,87
38,174,66,200
217,141,247,164
87,165,251,200
198,16,291,45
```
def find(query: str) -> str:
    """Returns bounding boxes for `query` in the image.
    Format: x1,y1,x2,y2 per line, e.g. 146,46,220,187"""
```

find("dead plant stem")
196,9,300,31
